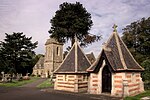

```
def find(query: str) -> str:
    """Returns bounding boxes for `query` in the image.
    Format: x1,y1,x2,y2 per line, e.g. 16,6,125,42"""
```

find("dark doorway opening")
102,65,112,93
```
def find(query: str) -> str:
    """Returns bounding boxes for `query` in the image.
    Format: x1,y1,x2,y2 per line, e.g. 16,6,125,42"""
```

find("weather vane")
113,24,117,32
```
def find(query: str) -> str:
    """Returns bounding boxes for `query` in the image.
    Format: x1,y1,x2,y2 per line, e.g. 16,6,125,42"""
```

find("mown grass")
37,79,53,88
124,90,150,100
0,77,39,87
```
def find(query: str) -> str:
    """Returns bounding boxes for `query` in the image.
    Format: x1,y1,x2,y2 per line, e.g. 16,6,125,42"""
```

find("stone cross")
1,71,4,82
113,24,118,32
75,34,78,42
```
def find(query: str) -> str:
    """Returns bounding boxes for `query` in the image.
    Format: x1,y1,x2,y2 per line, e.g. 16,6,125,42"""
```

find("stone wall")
54,74,88,92
88,70,144,97
112,72,124,97
125,72,144,96
88,73,99,94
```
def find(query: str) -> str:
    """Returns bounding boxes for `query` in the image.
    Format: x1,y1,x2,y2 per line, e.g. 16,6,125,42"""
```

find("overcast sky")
0,0,150,57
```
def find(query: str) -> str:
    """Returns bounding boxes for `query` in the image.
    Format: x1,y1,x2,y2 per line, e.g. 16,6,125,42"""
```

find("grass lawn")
124,90,150,100
0,77,39,87
37,79,53,88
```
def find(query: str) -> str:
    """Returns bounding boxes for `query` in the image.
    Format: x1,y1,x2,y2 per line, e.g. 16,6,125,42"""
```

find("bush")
141,59,150,81
144,81,150,90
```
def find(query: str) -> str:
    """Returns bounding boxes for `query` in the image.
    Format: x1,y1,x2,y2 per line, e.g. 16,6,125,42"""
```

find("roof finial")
113,24,118,32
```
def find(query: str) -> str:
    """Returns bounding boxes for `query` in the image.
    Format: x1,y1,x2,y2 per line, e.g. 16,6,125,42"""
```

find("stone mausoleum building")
54,38,91,92
54,25,144,97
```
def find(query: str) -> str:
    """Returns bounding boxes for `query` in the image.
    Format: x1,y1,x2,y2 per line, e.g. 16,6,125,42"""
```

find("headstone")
141,96,150,100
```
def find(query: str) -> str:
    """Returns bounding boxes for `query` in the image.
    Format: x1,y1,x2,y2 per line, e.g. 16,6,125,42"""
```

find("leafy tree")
0,32,38,75
141,59,150,81
122,17,150,63
49,2,101,46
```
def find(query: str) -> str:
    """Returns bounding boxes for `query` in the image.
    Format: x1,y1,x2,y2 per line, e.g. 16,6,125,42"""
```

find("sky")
0,0,150,57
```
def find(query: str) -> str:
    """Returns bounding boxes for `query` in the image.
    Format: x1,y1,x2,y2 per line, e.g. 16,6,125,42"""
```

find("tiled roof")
54,40,91,73
86,52,96,64
87,32,144,72
33,56,44,69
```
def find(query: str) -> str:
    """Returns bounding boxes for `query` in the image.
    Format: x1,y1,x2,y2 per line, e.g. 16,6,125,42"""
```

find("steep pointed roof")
88,30,144,72
54,38,91,74
34,56,45,69
86,52,96,64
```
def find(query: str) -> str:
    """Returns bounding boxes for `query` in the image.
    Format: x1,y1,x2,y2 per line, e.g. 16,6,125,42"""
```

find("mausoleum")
87,25,144,97
54,37,91,92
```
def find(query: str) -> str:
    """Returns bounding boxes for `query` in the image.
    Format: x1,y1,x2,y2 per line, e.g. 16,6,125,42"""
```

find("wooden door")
102,65,111,93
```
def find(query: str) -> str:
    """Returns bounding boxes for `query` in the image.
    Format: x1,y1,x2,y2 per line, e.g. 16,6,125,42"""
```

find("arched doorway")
102,65,112,93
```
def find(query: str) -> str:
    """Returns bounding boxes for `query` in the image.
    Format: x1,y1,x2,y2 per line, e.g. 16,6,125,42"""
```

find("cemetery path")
21,78,47,88
0,78,122,100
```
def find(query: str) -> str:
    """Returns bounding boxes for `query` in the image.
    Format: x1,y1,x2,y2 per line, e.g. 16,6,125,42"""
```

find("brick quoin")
115,85,122,88
57,82,74,85
92,80,98,82
136,74,140,77
116,90,122,93
92,75,98,78
136,79,140,82
78,75,82,78
114,80,122,83
127,80,131,83
68,76,74,78
58,76,63,77
126,75,131,78
91,88,97,90
93,84,98,86
128,83,139,87
58,79,63,81
68,79,74,81
129,87,140,92
114,76,122,78
57,85,74,88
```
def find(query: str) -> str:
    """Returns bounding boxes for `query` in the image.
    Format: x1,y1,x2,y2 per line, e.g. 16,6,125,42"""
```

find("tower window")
56,47,60,56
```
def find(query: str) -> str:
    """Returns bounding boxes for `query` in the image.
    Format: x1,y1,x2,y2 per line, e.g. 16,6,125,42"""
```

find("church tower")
44,38,63,77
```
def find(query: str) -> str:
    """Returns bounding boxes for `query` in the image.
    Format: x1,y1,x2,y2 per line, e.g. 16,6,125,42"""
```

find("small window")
56,47,60,56
48,47,51,57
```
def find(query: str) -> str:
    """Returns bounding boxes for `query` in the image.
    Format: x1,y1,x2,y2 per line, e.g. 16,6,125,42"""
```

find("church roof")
86,52,96,64
45,38,63,45
54,38,91,74
34,56,44,69
87,31,144,72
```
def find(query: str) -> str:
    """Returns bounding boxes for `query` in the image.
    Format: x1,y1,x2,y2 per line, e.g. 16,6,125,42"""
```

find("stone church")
33,38,63,78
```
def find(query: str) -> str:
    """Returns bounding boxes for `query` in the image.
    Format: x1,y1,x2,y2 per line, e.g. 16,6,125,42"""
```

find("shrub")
141,59,150,81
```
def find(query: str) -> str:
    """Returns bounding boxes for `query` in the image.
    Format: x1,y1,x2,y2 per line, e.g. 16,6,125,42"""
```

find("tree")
0,32,38,75
122,17,150,63
141,59,150,81
49,2,101,46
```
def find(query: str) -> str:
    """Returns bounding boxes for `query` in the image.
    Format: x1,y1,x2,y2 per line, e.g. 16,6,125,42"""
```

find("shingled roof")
86,52,96,64
34,56,45,69
54,39,91,74
88,31,144,72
